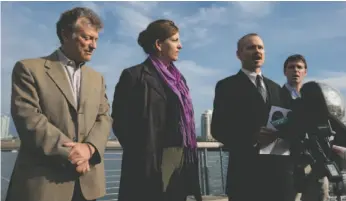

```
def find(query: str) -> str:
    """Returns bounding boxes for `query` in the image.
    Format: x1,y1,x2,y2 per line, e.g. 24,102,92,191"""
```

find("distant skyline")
1,2,346,133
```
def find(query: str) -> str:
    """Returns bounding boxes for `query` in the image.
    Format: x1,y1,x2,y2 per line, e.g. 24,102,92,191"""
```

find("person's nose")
178,42,182,50
89,39,97,50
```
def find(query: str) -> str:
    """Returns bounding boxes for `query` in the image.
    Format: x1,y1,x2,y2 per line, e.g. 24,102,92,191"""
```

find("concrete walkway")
187,195,228,201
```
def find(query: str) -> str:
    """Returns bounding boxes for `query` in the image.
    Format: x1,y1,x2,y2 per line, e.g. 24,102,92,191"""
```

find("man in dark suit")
281,54,330,201
211,33,295,201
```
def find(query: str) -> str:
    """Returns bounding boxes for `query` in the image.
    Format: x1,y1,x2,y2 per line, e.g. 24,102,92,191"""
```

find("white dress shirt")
241,68,267,91
285,83,301,100
57,48,83,108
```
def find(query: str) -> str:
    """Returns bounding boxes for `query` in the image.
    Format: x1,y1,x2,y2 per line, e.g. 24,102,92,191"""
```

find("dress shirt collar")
241,67,263,85
57,48,85,68
285,83,301,99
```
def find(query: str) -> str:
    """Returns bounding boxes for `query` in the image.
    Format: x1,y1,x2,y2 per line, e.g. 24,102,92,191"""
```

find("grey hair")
56,7,103,44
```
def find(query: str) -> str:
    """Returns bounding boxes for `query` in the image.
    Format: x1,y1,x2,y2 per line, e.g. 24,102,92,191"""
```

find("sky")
1,1,346,136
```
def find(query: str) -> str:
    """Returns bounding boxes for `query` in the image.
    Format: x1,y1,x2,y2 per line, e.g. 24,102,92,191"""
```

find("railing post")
203,148,210,195
219,147,225,193
198,149,206,195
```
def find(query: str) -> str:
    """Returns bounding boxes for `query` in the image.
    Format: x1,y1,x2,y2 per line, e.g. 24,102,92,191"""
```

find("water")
1,150,229,201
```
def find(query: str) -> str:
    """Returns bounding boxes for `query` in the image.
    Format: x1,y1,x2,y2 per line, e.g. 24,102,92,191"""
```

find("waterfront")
2,147,346,201
1,149,229,201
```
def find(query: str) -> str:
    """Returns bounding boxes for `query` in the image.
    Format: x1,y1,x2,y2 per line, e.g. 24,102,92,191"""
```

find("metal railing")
2,143,346,201
0,142,228,201
98,146,228,201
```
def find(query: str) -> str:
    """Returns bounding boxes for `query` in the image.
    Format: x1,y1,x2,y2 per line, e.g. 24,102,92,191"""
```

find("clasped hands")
64,142,95,174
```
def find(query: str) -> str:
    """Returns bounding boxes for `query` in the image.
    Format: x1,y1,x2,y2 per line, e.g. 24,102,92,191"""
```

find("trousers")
72,180,96,201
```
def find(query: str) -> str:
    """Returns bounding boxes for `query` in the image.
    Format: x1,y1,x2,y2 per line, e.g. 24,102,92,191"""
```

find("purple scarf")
149,55,197,149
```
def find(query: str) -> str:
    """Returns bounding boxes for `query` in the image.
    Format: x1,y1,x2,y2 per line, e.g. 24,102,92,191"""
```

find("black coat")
211,70,295,201
111,59,201,201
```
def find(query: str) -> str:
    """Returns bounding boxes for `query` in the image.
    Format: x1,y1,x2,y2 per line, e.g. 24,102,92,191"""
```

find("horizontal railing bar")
1,141,230,201
104,159,122,161
0,140,224,151
1,176,10,182
104,153,123,155
105,170,121,172
106,181,120,184
106,175,120,178
106,186,119,190
105,193,118,196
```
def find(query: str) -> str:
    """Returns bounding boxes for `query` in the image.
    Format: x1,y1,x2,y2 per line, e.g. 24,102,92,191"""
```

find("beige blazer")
6,50,112,201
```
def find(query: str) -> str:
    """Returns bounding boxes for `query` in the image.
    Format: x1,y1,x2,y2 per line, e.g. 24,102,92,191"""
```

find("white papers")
259,106,292,155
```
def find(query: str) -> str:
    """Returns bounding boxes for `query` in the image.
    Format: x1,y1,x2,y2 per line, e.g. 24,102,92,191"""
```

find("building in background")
1,115,11,139
201,110,214,141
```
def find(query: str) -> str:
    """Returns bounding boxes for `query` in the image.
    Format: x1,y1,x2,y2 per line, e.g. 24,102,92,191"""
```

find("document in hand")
259,106,292,155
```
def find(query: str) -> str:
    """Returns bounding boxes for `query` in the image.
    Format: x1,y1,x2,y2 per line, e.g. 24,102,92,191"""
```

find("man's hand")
64,142,95,165
76,160,91,174
256,127,278,147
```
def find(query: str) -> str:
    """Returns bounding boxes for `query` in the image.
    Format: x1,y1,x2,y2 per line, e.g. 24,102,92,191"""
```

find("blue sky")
1,1,346,135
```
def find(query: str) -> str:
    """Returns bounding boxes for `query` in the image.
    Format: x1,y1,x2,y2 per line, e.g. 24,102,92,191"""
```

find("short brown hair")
237,33,260,51
56,7,103,44
283,54,307,72
137,19,179,54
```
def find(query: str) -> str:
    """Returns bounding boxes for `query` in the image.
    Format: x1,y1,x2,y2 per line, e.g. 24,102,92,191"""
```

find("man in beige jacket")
5,7,112,201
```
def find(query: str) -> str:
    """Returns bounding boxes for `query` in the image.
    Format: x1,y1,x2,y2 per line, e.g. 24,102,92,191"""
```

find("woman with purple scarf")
111,19,202,201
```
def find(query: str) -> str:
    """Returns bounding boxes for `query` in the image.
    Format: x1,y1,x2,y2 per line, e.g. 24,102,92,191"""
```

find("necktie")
256,75,267,102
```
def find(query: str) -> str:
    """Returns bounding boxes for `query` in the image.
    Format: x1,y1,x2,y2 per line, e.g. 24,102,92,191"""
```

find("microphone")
270,111,293,132
293,81,346,194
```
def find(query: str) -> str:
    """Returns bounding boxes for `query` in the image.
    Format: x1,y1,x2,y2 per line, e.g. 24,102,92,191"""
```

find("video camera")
272,81,346,197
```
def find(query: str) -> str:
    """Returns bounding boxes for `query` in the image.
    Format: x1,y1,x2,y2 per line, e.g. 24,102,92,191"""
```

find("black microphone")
296,81,345,189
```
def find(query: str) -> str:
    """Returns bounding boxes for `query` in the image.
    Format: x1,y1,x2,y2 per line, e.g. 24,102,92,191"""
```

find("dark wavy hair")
283,54,307,73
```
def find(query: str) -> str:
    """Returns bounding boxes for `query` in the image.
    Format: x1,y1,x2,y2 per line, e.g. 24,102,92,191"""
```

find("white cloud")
305,71,346,122
232,2,273,19
80,1,105,19
181,4,228,26
263,5,346,48
1,4,60,113
306,72,346,90
1,1,345,130
174,59,226,115
0,2,145,113
176,60,223,77
196,86,215,97
111,5,152,39
127,1,158,13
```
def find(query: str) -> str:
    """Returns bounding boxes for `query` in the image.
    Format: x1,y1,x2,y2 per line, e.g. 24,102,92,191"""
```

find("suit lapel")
79,66,91,112
237,70,273,104
281,85,294,108
263,77,273,104
282,85,292,100
45,51,77,111
237,70,265,103
142,59,167,100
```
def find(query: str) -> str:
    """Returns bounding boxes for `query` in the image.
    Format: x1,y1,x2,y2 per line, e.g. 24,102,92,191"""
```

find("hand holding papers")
259,106,292,155
332,145,346,160
257,127,277,147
